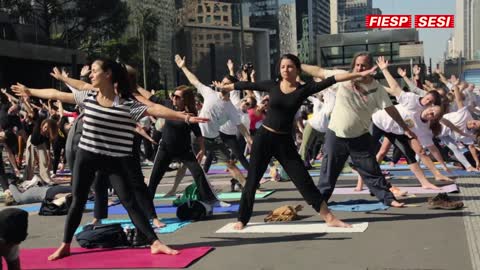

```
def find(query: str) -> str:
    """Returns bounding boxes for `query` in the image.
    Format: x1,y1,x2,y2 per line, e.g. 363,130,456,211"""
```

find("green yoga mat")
154,190,275,200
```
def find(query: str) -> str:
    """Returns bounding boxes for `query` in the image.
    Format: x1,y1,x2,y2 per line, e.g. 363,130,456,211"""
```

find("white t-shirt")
230,90,242,108
219,108,250,136
325,70,393,138
440,106,475,144
373,91,434,147
194,82,241,139
372,104,434,147
308,87,337,132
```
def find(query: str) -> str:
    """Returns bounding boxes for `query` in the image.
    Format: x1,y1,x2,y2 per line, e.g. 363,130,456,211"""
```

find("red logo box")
414,15,454,28
365,15,412,29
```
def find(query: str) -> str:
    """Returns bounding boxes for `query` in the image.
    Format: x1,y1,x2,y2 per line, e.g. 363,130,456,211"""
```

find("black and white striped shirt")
74,91,147,157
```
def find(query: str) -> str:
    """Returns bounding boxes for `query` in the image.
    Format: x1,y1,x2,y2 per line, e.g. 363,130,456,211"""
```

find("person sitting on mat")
4,178,72,206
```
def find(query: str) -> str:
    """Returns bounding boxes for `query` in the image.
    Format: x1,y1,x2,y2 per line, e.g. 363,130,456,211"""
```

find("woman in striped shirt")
12,59,208,260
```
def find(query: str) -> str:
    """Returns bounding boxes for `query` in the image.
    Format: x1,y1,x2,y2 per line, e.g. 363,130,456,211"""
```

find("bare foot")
389,186,408,197
390,200,405,208
421,183,442,190
48,243,71,261
434,175,454,182
150,240,179,255
164,191,176,197
153,218,166,228
233,221,245,230
466,167,478,172
353,187,363,192
321,211,352,228
91,218,101,225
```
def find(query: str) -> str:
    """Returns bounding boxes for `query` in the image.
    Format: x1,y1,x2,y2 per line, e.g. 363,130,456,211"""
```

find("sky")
372,0,456,64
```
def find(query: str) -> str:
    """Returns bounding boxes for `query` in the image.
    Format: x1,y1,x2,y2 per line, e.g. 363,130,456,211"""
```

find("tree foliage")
4,0,129,55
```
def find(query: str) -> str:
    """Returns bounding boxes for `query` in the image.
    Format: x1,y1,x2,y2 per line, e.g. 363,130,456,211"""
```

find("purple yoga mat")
20,246,214,269
333,183,458,195
92,203,240,215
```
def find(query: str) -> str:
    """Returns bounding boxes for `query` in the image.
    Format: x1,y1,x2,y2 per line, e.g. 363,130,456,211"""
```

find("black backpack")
38,195,72,216
76,223,130,249
176,200,213,221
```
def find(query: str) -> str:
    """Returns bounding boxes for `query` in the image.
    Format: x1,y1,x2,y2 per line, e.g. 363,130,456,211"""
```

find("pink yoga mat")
20,246,214,269
333,183,458,195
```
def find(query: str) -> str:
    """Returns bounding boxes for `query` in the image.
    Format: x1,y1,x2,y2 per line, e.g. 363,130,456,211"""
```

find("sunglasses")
241,100,250,106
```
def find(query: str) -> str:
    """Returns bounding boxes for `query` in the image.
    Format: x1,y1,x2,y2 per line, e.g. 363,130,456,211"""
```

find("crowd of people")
1,51,479,265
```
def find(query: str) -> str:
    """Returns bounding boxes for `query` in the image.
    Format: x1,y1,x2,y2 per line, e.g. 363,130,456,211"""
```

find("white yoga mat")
216,222,369,233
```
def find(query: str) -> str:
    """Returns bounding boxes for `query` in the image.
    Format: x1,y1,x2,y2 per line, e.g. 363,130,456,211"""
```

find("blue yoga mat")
74,217,191,235
328,199,389,212
19,204,41,212
93,203,240,215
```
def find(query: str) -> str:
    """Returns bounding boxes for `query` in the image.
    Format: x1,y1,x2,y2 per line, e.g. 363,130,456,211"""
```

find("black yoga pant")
93,155,157,220
64,149,157,244
238,126,324,225
371,124,417,165
204,132,250,172
148,144,217,214
45,185,72,200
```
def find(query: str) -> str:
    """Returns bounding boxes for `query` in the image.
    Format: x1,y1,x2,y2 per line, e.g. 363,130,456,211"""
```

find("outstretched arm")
427,144,451,173
145,103,209,124
11,83,76,104
50,67,95,91
376,56,402,97
384,105,416,139
175,55,201,86
440,118,472,138
301,64,327,79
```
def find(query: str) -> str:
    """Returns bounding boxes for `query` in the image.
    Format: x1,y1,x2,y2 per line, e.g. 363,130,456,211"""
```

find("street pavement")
10,164,480,270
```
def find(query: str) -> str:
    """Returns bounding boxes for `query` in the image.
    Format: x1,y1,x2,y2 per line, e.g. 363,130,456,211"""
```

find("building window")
198,35,204,40
197,16,204,23
198,5,203,13
223,33,230,39
206,15,212,23
214,4,220,12
222,5,228,12
206,34,212,40
214,15,221,21
206,5,211,12
223,16,229,22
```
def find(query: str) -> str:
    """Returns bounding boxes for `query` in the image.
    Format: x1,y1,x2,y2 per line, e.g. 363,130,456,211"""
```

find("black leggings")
238,126,324,225
0,152,8,191
203,132,250,172
93,155,157,220
371,124,417,164
148,144,217,214
64,149,157,244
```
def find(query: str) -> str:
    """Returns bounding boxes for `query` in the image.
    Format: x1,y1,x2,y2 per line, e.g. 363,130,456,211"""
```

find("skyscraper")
334,0,381,33
454,0,480,60
296,0,330,63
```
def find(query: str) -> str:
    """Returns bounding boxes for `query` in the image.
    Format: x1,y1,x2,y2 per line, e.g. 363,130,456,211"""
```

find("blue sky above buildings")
373,0,456,64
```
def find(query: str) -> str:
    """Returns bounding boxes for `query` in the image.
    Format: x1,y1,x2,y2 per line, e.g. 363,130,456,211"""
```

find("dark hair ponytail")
94,58,132,99
277,53,301,81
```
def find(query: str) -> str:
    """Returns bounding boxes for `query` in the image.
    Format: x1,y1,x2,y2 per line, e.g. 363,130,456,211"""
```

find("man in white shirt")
175,55,252,186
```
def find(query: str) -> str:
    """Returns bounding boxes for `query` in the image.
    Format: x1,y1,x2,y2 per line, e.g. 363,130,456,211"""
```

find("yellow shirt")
325,70,393,138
